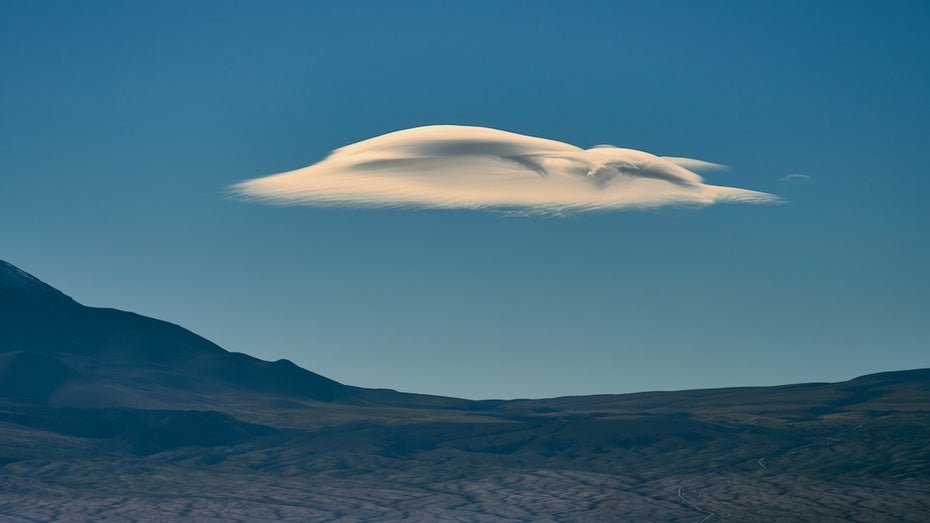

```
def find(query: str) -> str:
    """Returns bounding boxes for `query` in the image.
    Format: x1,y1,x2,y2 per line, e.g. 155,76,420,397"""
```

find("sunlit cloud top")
231,125,777,213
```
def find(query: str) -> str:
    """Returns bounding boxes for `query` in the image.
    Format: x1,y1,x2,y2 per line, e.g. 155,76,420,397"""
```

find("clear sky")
2,1,929,399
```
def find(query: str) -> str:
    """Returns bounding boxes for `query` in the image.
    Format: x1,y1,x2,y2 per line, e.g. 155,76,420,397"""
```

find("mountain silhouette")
0,258,354,405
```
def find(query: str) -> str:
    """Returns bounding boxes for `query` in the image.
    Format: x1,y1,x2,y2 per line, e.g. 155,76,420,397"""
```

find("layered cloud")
231,125,776,213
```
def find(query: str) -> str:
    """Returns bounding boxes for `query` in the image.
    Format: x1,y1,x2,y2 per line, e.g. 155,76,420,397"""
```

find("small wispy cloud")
778,173,812,184
231,125,777,214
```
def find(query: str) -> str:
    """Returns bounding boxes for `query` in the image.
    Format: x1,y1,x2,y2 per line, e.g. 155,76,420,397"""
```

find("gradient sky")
2,1,929,399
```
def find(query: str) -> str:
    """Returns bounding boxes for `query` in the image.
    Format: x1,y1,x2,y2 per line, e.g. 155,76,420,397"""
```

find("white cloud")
778,174,812,184
231,125,777,213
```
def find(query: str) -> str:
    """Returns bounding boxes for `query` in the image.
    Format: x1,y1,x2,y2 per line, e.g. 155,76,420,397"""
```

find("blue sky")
2,1,929,399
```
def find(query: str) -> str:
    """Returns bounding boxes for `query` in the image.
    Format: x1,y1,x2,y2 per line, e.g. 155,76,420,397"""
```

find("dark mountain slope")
0,259,353,404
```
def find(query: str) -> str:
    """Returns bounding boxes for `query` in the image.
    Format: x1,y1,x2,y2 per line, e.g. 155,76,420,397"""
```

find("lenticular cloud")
231,125,776,213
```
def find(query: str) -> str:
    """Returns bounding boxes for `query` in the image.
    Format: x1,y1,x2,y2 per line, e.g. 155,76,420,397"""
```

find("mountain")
0,259,354,405
0,259,73,302
1,258,928,521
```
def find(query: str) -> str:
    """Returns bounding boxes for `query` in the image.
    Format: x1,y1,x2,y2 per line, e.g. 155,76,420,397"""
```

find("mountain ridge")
0,259,71,298
1,258,924,405
0,258,493,411
0,258,355,405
